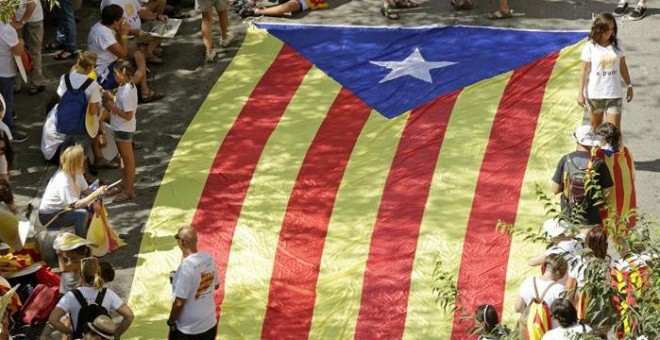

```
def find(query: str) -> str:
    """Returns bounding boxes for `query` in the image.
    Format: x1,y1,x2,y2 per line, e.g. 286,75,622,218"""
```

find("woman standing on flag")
577,13,633,129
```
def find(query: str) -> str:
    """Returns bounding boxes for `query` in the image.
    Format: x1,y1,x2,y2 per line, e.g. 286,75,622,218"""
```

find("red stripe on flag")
623,148,637,226
355,91,461,340
450,53,560,339
261,88,371,339
613,153,625,215
192,45,313,315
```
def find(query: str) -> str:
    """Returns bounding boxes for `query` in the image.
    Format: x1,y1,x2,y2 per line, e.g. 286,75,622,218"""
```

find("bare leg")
591,112,604,130
201,11,214,55
607,113,622,129
145,0,166,15
499,0,509,12
218,10,229,40
116,140,135,196
257,0,301,16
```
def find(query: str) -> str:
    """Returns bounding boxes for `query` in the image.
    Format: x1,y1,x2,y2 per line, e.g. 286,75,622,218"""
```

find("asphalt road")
11,0,659,327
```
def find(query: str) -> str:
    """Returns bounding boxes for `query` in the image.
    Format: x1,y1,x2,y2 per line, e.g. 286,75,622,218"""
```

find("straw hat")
52,232,96,251
87,315,116,340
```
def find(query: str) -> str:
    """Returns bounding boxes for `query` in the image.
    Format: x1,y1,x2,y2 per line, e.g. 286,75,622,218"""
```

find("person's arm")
115,304,135,336
9,39,24,57
566,276,578,303
47,307,72,337
577,61,590,107
528,253,546,267
71,186,108,208
107,21,131,58
551,182,562,195
620,56,633,102
515,296,526,313
19,1,36,24
167,297,187,328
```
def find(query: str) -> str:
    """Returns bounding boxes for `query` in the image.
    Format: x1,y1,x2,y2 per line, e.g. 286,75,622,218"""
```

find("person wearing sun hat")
53,232,96,294
82,315,116,340
551,125,614,227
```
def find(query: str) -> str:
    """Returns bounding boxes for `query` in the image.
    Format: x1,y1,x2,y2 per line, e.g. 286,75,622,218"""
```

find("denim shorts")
114,130,134,142
587,98,623,115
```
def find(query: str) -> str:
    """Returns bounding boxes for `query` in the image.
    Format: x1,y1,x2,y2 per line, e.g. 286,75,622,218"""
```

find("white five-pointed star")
369,48,457,84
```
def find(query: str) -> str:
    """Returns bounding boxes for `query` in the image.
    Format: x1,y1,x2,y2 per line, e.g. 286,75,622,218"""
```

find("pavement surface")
10,0,659,330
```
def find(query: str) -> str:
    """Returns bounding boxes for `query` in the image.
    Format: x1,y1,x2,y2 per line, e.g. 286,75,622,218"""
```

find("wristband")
627,83,633,89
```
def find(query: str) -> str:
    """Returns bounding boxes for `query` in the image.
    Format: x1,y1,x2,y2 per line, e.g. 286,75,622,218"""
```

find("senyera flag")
126,24,587,339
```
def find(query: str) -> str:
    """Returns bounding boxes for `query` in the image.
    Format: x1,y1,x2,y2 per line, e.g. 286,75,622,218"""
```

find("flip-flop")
112,191,135,203
393,0,419,8
451,0,474,10
45,41,64,51
489,9,513,19
380,5,400,20
140,89,165,103
54,50,78,60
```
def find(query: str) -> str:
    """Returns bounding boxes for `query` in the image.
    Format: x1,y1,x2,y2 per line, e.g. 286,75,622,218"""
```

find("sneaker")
220,32,234,48
205,50,217,63
11,130,28,143
613,1,628,16
629,5,647,20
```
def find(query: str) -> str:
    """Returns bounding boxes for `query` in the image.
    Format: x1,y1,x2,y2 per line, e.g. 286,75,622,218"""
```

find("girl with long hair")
577,13,633,129
38,145,108,237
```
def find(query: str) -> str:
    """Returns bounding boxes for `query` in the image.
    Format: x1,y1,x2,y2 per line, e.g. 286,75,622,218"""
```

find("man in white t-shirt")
167,226,220,340
12,0,46,94
100,0,165,64
0,22,27,142
89,5,163,103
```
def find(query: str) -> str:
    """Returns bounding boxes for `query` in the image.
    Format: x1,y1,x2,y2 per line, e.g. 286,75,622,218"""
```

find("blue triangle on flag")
256,24,586,119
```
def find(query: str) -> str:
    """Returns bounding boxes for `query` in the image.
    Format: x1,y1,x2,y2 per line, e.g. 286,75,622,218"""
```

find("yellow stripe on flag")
217,67,342,339
125,29,283,339
308,110,407,338
502,40,585,326
403,73,511,339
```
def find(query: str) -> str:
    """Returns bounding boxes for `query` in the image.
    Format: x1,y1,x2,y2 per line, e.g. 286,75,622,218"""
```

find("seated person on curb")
100,0,167,64
38,145,108,238
88,4,163,103
551,125,613,227
238,0,327,18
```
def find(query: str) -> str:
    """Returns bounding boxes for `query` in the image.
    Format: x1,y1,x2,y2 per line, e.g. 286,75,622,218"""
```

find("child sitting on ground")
102,60,138,203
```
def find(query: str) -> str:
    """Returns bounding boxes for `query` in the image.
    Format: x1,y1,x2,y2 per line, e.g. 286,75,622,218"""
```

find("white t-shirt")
0,23,19,78
568,255,588,289
56,287,124,331
581,40,625,99
110,83,137,132
100,0,142,30
57,72,102,104
519,277,566,328
39,170,89,213
88,22,119,75
15,0,44,23
172,252,219,335
542,324,592,339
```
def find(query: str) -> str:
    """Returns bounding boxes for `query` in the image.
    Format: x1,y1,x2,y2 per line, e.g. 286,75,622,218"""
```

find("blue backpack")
56,74,93,135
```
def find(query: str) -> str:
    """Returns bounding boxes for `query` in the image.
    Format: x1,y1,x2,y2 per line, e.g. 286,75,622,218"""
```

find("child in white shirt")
102,59,137,202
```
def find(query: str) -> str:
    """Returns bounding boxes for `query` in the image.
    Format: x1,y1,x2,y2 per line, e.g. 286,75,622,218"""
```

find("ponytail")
81,257,105,289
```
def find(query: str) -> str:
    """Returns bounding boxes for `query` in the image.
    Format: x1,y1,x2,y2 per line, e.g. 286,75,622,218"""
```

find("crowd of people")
0,0,655,339
471,13,654,340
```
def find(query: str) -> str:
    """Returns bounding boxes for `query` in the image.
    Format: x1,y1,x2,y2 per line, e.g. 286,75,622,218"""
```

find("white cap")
573,125,600,146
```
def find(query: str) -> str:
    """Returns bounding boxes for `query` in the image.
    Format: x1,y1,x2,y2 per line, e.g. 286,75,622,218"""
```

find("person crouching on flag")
551,125,613,228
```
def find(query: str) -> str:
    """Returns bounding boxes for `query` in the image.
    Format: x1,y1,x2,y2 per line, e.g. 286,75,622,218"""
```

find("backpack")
18,284,60,325
519,278,556,340
55,74,93,136
71,288,109,339
564,155,588,204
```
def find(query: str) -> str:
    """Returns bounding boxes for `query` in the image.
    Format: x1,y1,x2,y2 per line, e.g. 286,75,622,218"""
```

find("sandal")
28,85,46,95
380,5,400,20
112,191,135,203
489,9,512,19
45,41,64,51
451,0,474,10
94,159,120,169
393,0,419,8
147,56,163,65
54,50,78,60
139,89,165,103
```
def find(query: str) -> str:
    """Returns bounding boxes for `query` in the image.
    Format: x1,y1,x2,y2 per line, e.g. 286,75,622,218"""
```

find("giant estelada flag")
126,24,587,339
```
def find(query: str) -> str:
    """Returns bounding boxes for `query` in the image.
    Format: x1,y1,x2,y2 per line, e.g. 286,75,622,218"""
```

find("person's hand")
157,14,168,21
577,93,585,108
102,90,114,101
10,20,24,30
626,87,634,102
138,30,149,39
120,21,131,36
97,185,109,196
92,200,102,217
